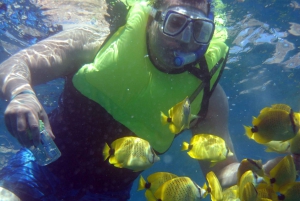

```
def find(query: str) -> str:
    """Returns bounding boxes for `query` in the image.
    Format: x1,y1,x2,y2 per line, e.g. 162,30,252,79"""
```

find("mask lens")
193,20,214,44
164,13,187,36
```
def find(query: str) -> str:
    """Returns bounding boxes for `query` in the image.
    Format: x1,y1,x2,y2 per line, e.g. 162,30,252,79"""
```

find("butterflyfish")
244,104,300,144
239,182,273,201
237,158,265,186
278,181,300,201
153,177,206,201
102,136,160,171
138,172,178,201
256,183,278,201
222,185,239,201
269,155,297,192
239,182,259,201
239,170,263,188
161,96,196,134
182,134,233,166
203,171,223,201
239,170,263,199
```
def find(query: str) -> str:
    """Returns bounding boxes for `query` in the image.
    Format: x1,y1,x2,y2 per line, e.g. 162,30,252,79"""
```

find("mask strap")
150,8,162,21
207,0,214,21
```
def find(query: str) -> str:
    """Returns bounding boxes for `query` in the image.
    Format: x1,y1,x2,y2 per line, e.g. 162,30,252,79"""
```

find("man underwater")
0,0,240,200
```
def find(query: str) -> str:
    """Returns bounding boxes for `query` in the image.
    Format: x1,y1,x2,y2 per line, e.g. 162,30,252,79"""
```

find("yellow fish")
182,134,233,166
138,172,178,201
203,171,223,201
278,181,300,201
222,185,239,201
102,136,160,171
256,183,278,201
161,96,196,134
244,104,300,144
268,155,297,192
263,140,291,154
239,182,264,201
237,158,265,186
225,184,272,201
152,177,206,201
239,170,263,187
239,170,264,199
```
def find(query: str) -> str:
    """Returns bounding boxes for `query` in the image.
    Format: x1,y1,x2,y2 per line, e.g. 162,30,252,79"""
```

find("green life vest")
72,3,228,153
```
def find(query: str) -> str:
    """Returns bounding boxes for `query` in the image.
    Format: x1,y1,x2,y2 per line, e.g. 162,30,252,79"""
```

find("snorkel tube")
173,0,215,67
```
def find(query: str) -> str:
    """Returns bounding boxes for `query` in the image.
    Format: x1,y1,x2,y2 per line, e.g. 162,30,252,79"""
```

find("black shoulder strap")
187,50,229,120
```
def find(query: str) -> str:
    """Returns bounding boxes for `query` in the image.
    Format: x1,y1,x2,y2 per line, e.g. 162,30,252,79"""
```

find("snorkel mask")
150,1,215,67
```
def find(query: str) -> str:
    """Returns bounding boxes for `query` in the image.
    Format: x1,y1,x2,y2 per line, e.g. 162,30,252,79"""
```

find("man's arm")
0,25,109,99
191,84,239,188
0,25,109,147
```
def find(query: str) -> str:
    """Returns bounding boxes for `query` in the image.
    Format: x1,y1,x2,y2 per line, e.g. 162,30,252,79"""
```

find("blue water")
0,0,300,200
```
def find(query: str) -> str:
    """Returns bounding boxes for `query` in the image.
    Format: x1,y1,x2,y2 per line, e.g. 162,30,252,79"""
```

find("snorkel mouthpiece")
173,45,208,67
174,51,197,67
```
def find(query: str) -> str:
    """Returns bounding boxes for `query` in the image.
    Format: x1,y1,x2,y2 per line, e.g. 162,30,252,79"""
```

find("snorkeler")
0,0,241,200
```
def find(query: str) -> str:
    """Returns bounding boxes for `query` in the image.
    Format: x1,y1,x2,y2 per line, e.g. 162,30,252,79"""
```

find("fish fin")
154,185,163,201
271,104,291,112
265,147,272,152
181,142,190,151
113,162,123,168
252,116,260,126
169,124,180,134
209,162,218,167
260,199,273,201
161,111,169,125
109,156,118,165
187,152,197,159
168,107,173,118
191,114,199,121
145,189,156,201
102,143,111,161
260,107,272,114
202,183,209,198
138,176,147,191
244,125,254,139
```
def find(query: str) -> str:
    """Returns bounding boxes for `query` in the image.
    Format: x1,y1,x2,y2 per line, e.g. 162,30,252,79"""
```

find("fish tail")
181,142,190,151
169,124,180,134
202,183,209,198
145,189,157,201
102,142,111,161
161,111,169,125
244,125,254,139
138,175,147,191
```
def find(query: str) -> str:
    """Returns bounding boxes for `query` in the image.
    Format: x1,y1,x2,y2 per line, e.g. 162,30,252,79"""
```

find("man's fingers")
27,113,40,147
40,111,55,139
4,115,14,137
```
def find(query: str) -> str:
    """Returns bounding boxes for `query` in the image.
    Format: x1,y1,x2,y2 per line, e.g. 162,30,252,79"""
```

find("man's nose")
181,23,192,43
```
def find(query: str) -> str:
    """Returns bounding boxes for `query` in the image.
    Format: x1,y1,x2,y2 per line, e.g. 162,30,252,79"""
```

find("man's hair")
153,0,208,13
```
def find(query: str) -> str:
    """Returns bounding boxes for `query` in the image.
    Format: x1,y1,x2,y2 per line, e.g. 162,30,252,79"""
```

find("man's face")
147,1,210,72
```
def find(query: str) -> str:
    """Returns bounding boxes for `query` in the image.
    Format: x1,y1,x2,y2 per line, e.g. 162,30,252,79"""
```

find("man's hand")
4,93,54,148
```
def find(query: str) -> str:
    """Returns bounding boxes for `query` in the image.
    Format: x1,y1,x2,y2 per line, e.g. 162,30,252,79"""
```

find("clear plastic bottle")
29,120,61,166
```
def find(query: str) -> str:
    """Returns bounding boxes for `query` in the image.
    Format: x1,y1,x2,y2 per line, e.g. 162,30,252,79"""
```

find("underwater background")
0,0,300,200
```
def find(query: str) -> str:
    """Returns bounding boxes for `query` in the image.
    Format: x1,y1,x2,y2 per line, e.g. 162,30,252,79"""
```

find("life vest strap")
188,49,229,120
